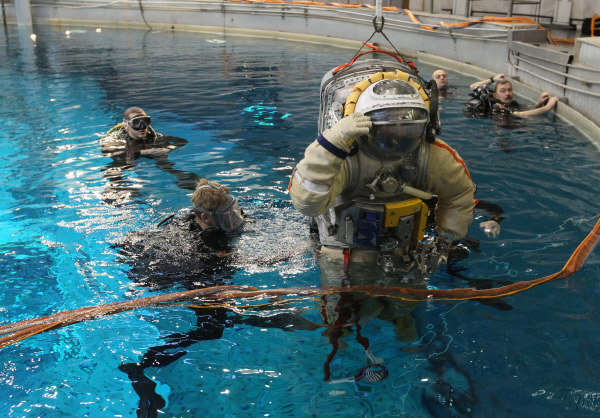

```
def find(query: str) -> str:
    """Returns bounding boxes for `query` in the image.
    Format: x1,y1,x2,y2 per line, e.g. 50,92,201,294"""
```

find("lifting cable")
138,0,152,31
1,216,599,350
1,0,6,34
333,0,414,82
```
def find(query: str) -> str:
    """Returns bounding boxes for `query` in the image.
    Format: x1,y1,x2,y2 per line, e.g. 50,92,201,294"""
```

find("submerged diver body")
116,179,316,417
100,107,199,204
116,178,244,417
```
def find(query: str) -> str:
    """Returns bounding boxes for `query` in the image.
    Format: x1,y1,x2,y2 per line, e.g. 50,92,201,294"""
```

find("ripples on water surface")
1,25,600,417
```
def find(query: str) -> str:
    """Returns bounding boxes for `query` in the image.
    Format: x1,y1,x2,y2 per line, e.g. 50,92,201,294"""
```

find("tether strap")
343,248,351,272
317,134,349,159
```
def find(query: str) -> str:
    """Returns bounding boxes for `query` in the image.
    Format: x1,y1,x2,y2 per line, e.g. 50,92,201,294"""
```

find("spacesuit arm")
290,114,371,216
426,139,476,240
289,139,349,216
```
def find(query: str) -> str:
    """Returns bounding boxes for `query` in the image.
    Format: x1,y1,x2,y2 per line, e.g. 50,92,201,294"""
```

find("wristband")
489,76,494,84
317,134,348,160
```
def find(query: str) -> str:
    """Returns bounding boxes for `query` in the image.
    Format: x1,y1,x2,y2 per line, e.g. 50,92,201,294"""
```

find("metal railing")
508,44,600,100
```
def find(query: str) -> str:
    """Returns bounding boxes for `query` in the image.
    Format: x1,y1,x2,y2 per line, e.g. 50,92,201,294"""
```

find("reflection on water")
0,25,600,418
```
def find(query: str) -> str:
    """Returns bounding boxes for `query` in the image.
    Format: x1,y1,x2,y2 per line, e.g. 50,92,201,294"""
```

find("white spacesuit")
290,75,475,277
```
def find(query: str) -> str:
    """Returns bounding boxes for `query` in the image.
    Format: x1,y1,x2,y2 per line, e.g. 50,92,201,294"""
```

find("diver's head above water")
432,69,448,91
123,107,152,140
191,178,245,233
492,80,514,106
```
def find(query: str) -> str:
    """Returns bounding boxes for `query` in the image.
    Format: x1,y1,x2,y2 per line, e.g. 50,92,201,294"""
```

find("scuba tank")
465,85,493,117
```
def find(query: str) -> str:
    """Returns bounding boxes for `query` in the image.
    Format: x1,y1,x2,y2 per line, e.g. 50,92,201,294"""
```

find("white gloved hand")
322,112,372,153
480,220,500,237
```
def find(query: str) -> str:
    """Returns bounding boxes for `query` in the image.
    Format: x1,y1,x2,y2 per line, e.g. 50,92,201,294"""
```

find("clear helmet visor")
358,107,428,159
214,196,245,233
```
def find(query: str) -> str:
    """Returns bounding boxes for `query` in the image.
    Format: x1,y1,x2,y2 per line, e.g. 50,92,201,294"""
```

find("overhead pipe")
1,0,7,31
374,0,383,30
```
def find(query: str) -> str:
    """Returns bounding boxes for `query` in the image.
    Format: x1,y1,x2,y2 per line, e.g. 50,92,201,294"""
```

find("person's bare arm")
513,96,558,118
469,73,505,90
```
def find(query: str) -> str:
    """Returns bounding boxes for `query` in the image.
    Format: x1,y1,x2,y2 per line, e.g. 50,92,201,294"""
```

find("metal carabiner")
372,15,385,33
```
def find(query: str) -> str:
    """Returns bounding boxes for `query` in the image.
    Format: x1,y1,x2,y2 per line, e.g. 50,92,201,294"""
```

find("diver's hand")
492,73,505,83
536,92,550,108
140,148,171,156
546,96,559,109
480,220,500,237
322,113,372,153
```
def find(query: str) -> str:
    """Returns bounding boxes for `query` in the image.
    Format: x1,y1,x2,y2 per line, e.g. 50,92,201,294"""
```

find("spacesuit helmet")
354,79,429,160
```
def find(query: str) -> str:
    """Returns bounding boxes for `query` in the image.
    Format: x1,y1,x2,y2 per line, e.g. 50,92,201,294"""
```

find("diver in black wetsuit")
114,178,243,417
100,107,200,205
116,179,316,418
465,74,558,119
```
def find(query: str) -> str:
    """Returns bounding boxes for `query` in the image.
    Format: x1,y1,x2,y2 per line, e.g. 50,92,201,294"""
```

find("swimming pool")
1,24,600,417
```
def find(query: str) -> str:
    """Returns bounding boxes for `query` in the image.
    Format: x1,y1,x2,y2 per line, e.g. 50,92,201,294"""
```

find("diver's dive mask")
123,115,152,131
193,185,245,233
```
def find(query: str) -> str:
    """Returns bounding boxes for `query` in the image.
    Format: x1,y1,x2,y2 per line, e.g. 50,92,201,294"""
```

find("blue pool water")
1,25,600,417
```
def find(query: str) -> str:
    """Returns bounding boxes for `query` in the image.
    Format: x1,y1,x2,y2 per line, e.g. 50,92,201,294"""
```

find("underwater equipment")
328,364,389,384
99,123,124,142
318,56,438,139
193,184,245,233
492,102,514,115
124,115,152,131
465,85,492,116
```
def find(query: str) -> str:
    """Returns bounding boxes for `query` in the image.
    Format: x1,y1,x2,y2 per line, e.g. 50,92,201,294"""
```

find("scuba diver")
466,73,558,118
116,179,317,417
116,178,245,290
100,107,199,205
116,178,244,417
431,68,457,100
101,107,184,161
432,69,449,91
289,58,476,382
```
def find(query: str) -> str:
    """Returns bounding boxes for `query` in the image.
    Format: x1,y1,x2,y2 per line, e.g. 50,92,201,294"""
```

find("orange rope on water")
1,217,598,350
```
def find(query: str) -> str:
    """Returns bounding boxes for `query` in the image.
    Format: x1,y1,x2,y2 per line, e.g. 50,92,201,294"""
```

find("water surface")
1,25,600,417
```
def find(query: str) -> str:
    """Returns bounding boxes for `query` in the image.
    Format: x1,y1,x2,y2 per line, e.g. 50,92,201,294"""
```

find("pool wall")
4,0,600,143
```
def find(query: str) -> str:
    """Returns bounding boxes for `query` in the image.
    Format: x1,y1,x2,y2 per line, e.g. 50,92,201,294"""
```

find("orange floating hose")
1,217,598,350
403,8,436,31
